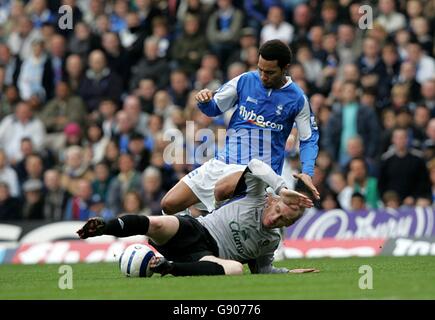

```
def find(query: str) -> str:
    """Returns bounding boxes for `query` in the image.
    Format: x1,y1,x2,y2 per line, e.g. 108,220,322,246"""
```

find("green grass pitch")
1,256,434,299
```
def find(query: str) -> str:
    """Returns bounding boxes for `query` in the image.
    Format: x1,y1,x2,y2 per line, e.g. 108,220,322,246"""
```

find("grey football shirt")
197,169,287,273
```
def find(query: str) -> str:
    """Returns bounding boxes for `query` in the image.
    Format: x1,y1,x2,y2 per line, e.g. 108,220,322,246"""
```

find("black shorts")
149,215,219,263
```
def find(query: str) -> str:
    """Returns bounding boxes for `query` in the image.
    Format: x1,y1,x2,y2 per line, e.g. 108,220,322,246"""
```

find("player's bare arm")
292,173,320,200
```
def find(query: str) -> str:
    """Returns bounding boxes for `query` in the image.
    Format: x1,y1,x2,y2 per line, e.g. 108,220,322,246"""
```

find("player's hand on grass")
292,173,321,200
279,188,314,209
76,217,106,239
288,268,320,273
195,89,213,103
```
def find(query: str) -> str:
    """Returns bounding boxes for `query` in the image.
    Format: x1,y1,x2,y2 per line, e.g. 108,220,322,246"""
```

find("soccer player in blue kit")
161,39,320,215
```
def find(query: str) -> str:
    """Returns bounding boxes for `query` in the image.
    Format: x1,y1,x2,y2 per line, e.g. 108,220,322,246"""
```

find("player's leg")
149,255,243,276
160,180,200,215
199,255,244,275
214,170,245,202
76,215,180,246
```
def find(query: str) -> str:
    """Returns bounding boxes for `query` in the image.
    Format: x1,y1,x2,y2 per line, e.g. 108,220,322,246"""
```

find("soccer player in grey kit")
77,159,317,276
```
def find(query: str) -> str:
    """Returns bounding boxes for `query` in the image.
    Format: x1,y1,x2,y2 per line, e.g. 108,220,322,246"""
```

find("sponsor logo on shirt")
229,221,249,254
246,96,258,104
239,106,284,131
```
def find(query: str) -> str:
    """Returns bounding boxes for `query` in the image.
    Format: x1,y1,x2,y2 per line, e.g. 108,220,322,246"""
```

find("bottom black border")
1,300,433,318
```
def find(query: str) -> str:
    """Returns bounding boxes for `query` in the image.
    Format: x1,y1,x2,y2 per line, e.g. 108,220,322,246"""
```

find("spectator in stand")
226,27,257,69
46,34,68,96
61,145,94,195
410,16,433,56
18,153,44,190
320,189,341,211
427,159,435,204
21,179,45,219
342,157,380,210
118,11,149,66
0,43,21,88
122,95,149,138
78,49,123,113
97,99,118,139
16,38,52,102
206,0,243,66
0,149,20,197
150,16,171,59
423,119,435,161
243,0,279,34
319,1,339,34
135,78,156,114
134,0,162,34
83,122,110,165
112,110,141,154
109,0,129,33
405,40,435,85
64,178,103,221
141,166,165,216
67,21,99,62
323,81,381,167
420,79,435,116
0,182,22,220
129,36,170,91
101,31,130,90
375,0,406,34
167,69,191,108
91,161,112,205
121,191,146,215
379,128,432,205
27,0,56,28
0,101,46,164
171,13,208,77
7,15,42,60
337,24,362,67
102,139,120,176
43,169,70,221
382,190,401,210
64,54,85,95
357,36,385,91
295,45,322,87
106,153,142,216
350,192,366,211
128,132,150,172
291,3,312,44
40,81,87,151
260,5,294,45
82,0,105,32
194,67,222,92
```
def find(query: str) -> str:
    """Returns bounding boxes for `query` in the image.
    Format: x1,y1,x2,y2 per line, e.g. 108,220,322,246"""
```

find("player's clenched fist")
195,89,213,103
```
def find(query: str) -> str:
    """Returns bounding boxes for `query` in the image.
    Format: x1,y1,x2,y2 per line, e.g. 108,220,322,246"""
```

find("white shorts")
181,158,246,212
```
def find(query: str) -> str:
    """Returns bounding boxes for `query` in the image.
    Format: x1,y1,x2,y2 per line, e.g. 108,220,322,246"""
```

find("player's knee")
148,216,165,233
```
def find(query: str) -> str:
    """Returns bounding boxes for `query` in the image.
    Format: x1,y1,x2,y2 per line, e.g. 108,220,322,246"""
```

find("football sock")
104,215,150,237
170,261,225,276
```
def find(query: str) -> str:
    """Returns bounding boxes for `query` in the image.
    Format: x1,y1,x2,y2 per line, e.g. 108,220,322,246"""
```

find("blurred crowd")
0,0,434,221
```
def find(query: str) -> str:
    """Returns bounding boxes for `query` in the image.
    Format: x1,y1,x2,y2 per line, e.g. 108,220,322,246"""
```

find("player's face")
262,197,302,229
257,56,287,89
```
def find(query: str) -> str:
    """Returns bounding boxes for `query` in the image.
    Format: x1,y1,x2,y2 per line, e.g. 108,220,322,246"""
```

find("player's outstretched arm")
196,75,240,117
